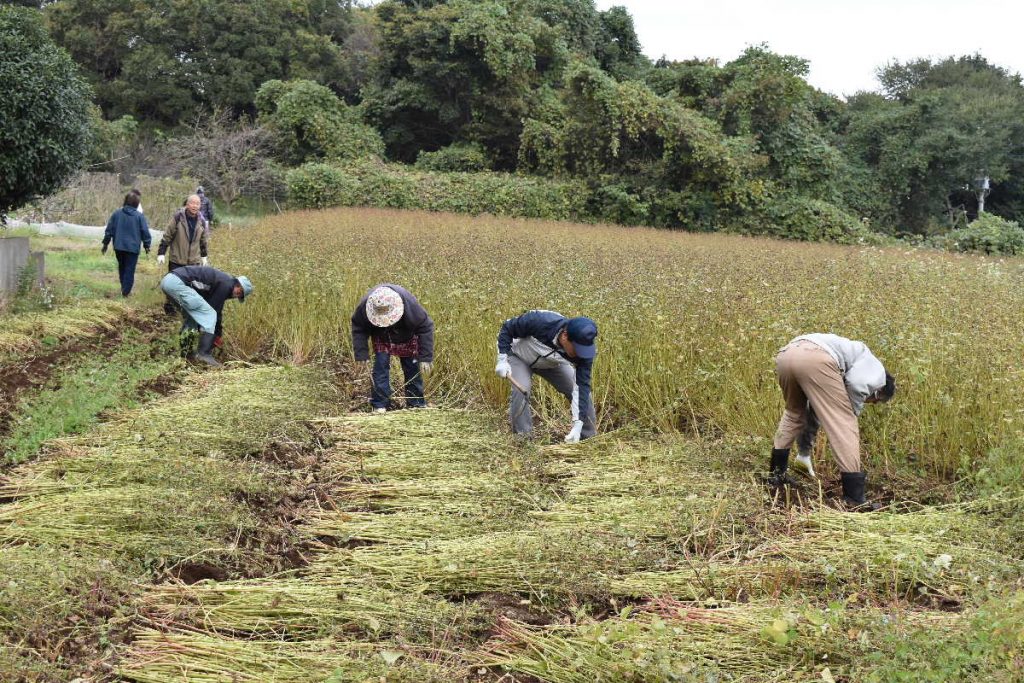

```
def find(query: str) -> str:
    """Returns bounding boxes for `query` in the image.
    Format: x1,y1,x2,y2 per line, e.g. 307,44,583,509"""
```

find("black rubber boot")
840,472,878,510
767,447,793,486
196,332,222,367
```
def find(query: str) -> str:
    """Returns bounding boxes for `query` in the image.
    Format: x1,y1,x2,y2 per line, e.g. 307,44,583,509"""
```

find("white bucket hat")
366,286,404,327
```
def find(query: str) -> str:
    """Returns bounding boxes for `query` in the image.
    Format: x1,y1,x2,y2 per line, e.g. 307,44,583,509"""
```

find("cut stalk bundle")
140,579,488,640
610,502,1022,602
119,629,453,683
480,602,967,683
0,299,131,358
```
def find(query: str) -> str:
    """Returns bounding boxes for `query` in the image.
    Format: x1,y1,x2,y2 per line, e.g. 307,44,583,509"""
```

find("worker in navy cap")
495,311,598,443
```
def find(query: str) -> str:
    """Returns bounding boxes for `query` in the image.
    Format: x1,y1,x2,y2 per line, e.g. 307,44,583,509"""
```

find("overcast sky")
595,0,1024,98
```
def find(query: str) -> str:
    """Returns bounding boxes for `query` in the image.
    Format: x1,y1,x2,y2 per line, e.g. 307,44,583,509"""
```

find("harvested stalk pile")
120,629,455,683
121,409,1024,682
0,298,131,357
0,365,336,681
480,600,967,683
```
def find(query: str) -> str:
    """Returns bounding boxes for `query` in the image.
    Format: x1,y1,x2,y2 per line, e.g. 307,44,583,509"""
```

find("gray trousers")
508,354,597,438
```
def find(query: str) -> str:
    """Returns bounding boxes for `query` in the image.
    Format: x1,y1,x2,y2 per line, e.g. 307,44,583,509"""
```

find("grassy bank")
2,326,180,465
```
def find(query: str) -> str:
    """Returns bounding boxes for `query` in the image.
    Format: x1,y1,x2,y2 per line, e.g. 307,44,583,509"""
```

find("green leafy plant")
932,212,1024,255
0,6,93,221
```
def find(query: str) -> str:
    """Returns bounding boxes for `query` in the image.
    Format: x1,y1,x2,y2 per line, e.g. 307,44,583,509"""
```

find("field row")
116,409,1024,682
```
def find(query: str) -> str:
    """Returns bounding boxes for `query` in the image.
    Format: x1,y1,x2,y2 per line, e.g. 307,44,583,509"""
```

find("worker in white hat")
351,284,435,412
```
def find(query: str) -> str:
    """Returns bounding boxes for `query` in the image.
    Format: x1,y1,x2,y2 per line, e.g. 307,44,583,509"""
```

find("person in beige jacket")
157,194,209,314
769,333,896,509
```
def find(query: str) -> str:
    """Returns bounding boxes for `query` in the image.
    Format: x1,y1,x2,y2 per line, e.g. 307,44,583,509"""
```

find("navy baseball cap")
566,317,598,359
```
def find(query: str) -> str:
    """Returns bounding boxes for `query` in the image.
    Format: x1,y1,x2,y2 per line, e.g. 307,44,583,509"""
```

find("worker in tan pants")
768,334,896,508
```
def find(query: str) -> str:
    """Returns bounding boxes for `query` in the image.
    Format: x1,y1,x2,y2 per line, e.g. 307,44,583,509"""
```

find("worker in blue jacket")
495,311,598,443
101,191,151,297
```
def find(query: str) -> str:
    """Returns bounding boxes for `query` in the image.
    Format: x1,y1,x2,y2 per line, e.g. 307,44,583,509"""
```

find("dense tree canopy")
841,56,1024,234
7,0,1022,237
362,0,643,166
44,0,365,125
0,5,93,220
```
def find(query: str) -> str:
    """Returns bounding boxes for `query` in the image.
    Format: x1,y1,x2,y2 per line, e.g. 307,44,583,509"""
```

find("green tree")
0,6,93,221
646,46,846,202
44,0,363,126
842,55,1024,233
520,62,766,229
594,5,645,79
364,0,644,166
256,79,384,165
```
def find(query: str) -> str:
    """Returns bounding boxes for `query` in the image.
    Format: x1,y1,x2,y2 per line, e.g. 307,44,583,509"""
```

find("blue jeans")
371,352,425,409
115,250,139,296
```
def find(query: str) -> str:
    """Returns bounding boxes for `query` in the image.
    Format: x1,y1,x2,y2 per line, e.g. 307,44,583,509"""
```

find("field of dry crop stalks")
214,207,1024,481
1,210,1022,682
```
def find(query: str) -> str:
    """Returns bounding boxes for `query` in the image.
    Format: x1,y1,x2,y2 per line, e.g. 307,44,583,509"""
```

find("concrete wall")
0,237,46,296
0,237,30,294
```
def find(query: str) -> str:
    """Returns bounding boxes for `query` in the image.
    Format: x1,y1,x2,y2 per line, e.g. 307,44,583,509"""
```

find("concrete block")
0,237,30,293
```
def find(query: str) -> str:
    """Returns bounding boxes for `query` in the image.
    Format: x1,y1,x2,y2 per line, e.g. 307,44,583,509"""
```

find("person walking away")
197,186,214,226
160,265,251,367
157,194,209,314
351,285,434,412
495,311,598,443
101,191,151,297
769,333,896,509
130,187,143,215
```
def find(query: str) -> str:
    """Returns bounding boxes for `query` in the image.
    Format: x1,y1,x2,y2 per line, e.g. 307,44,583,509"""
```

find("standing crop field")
213,207,1024,480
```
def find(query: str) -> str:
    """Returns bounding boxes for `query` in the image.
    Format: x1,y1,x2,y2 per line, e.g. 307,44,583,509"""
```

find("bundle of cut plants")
319,409,514,480
479,599,968,682
138,578,489,641
305,528,670,599
610,501,1022,604
0,298,131,358
118,629,455,683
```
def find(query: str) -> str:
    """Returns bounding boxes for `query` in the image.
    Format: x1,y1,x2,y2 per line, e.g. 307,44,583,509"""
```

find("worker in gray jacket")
769,333,896,508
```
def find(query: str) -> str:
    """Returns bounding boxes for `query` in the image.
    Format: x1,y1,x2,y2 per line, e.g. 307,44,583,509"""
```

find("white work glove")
564,420,584,444
419,361,433,374
201,256,208,266
495,353,511,379
157,254,165,265
794,453,816,478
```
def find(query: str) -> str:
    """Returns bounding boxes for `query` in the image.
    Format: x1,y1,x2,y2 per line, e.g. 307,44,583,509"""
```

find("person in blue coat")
101,192,152,297
495,311,598,443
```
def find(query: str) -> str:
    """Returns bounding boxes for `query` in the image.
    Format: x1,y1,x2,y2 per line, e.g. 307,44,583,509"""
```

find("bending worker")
160,265,252,367
769,333,896,508
495,311,598,443
351,284,434,412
